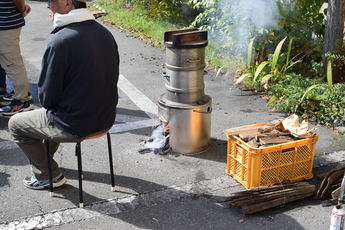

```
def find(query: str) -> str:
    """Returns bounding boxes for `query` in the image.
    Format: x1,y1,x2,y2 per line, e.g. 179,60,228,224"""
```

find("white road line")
110,118,156,133
117,74,158,118
0,141,17,151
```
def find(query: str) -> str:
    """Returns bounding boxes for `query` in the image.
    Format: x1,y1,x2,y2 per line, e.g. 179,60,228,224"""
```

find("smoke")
139,124,170,154
223,0,281,29
210,0,282,58
144,124,166,149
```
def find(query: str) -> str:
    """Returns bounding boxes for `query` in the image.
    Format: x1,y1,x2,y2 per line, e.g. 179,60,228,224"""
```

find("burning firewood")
218,181,316,215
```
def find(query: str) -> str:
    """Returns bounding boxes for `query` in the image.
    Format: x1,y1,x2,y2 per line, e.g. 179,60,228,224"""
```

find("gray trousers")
9,108,110,180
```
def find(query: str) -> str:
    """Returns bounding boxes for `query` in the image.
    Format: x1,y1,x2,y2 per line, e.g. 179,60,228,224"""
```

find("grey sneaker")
23,174,67,190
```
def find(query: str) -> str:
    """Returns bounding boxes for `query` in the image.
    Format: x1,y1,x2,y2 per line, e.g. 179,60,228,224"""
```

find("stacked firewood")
224,119,298,148
315,164,345,206
219,181,316,214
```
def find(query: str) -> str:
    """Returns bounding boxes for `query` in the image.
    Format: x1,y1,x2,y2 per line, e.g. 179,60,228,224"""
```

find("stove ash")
139,123,170,155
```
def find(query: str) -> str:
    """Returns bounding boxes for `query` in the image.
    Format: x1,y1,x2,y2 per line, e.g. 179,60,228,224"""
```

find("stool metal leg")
76,142,84,208
106,132,115,192
45,140,54,197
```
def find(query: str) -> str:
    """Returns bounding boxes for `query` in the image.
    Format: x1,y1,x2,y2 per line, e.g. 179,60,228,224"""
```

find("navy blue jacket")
38,20,119,137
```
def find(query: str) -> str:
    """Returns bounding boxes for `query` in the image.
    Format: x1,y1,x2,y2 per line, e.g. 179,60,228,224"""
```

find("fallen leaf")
239,218,246,223
333,130,340,135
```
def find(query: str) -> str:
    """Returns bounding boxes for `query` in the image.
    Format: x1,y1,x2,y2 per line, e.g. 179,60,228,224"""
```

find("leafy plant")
236,37,302,89
294,60,333,113
136,0,184,20
234,38,260,89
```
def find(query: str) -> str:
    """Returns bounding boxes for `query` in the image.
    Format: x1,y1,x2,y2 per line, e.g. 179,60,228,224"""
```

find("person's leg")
0,28,30,102
0,65,6,96
8,108,78,180
0,65,6,92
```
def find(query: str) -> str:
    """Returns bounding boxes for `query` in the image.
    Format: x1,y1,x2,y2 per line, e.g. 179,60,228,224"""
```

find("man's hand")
21,5,31,17
12,0,30,17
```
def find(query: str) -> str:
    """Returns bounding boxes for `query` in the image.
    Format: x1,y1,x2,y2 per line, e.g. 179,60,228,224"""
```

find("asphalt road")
1,1,345,229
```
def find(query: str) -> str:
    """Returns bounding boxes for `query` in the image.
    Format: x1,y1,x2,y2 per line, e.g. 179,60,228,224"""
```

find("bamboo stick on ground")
231,186,315,208
241,192,315,215
219,182,316,214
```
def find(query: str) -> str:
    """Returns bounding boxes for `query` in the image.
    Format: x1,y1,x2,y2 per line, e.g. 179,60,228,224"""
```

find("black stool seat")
45,131,115,208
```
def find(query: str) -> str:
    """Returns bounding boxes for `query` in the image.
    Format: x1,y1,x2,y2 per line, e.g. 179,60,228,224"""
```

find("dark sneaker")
0,99,33,116
3,90,32,101
2,91,14,100
23,174,67,190
0,88,6,97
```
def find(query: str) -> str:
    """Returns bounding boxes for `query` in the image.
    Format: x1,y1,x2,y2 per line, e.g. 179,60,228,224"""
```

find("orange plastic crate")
225,122,318,189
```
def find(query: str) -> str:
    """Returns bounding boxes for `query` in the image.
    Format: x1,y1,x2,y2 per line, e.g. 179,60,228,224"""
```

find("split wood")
315,164,345,200
315,164,345,206
224,119,299,148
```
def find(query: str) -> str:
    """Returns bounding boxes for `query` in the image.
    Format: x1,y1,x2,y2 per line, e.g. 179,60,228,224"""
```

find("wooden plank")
321,198,338,207
246,139,259,148
316,164,345,199
316,172,328,180
258,119,283,133
259,136,294,145
316,167,345,199
239,131,262,141
224,126,263,136
332,187,341,200
240,129,291,141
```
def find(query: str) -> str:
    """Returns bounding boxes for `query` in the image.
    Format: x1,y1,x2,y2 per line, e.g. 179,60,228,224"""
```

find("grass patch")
92,0,187,49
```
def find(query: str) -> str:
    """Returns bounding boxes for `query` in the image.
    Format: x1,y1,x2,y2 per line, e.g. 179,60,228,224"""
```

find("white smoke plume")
210,0,282,58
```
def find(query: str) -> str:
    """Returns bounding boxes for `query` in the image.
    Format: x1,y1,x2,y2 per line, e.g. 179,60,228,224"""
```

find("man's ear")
65,0,75,10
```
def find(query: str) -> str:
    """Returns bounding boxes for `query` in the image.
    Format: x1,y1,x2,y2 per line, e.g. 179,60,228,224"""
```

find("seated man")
8,0,120,189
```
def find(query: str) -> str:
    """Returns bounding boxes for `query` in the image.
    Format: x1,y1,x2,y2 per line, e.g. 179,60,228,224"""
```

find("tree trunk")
323,0,345,83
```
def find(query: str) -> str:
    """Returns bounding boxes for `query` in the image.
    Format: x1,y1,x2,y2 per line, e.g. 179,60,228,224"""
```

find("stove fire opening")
139,122,171,155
